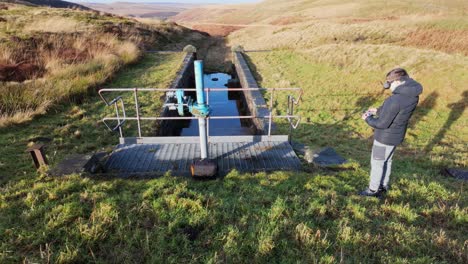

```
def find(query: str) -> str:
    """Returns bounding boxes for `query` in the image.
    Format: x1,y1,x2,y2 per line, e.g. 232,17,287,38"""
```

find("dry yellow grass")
298,43,468,102
24,17,88,33
175,0,467,24
0,32,137,76
0,99,51,127
0,3,209,126
0,48,15,64
229,20,408,50
134,17,165,25
173,0,468,56
0,6,157,126
229,14,468,54
403,28,468,55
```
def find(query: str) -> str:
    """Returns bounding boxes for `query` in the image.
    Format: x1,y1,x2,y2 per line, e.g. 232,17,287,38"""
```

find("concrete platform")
104,135,302,177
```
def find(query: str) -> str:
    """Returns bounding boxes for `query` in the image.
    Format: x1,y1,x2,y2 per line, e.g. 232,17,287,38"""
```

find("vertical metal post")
195,60,208,159
114,102,123,138
268,89,274,137
134,88,142,138
26,144,48,169
206,89,210,141
288,95,294,144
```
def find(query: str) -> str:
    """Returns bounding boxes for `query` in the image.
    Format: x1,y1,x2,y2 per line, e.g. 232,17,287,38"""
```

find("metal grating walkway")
104,136,301,177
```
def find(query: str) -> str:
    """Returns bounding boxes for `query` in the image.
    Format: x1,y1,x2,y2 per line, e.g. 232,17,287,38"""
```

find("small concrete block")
191,159,217,178
26,143,48,169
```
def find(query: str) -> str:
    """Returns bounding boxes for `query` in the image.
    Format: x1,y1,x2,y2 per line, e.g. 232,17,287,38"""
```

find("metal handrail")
103,115,301,121
100,96,126,135
287,95,301,129
99,87,302,102
99,87,303,138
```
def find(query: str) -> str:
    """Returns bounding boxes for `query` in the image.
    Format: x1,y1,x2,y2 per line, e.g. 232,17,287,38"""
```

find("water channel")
180,72,251,136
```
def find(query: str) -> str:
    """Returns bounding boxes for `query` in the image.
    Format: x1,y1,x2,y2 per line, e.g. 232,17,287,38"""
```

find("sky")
73,0,261,3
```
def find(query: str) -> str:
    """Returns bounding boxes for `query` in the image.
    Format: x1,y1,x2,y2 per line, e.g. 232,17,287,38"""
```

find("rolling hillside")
80,1,200,20
3,0,90,9
174,0,468,54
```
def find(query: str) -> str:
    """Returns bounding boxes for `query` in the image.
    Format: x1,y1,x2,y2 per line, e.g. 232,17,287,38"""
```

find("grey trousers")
369,140,396,191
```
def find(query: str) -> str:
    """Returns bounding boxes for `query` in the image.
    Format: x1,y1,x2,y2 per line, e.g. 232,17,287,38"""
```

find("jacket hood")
393,78,423,97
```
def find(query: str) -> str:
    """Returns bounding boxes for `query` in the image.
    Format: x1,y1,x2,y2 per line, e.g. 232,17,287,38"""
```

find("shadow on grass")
424,91,467,153
409,91,439,131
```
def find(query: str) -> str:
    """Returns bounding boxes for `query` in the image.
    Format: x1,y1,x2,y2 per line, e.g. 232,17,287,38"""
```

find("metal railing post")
114,103,123,138
134,88,142,138
288,95,294,144
268,89,274,137
195,60,208,159
206,89,210,142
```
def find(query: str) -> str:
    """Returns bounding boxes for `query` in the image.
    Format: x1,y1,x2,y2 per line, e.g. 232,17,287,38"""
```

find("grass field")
244,48,467,166
0,0,467,263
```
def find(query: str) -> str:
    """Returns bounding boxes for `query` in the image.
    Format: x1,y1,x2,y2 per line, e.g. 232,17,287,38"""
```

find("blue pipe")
194,60,208,159
194,60,206,105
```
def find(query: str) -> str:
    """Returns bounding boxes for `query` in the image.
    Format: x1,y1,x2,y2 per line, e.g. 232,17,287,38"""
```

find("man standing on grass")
360,68,423,197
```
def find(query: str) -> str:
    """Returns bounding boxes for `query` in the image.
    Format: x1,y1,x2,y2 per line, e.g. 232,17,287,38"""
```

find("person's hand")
368,108,378,115
361,112,371,120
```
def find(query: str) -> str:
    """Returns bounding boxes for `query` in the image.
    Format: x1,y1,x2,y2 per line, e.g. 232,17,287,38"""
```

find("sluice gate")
99,56,303,177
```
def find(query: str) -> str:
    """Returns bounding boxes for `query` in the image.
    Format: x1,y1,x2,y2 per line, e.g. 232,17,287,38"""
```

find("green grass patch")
1,168,466,262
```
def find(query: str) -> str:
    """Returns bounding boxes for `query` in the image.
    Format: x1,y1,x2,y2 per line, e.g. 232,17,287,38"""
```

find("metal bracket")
189,103,211,118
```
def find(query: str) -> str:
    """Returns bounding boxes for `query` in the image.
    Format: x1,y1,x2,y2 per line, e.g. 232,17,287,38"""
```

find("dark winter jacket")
366,78,423,146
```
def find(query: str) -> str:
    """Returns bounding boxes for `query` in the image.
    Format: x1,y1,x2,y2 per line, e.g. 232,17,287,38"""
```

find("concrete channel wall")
169,52,196,88
233,51,273,135
157,51,272,136
157,52,196,136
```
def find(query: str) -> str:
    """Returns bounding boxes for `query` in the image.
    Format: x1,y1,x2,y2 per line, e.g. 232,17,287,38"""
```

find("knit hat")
386,68,408,82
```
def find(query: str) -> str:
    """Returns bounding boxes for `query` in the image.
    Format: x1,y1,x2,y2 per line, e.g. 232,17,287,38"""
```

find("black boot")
359,188,381,197
378,185,389,194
